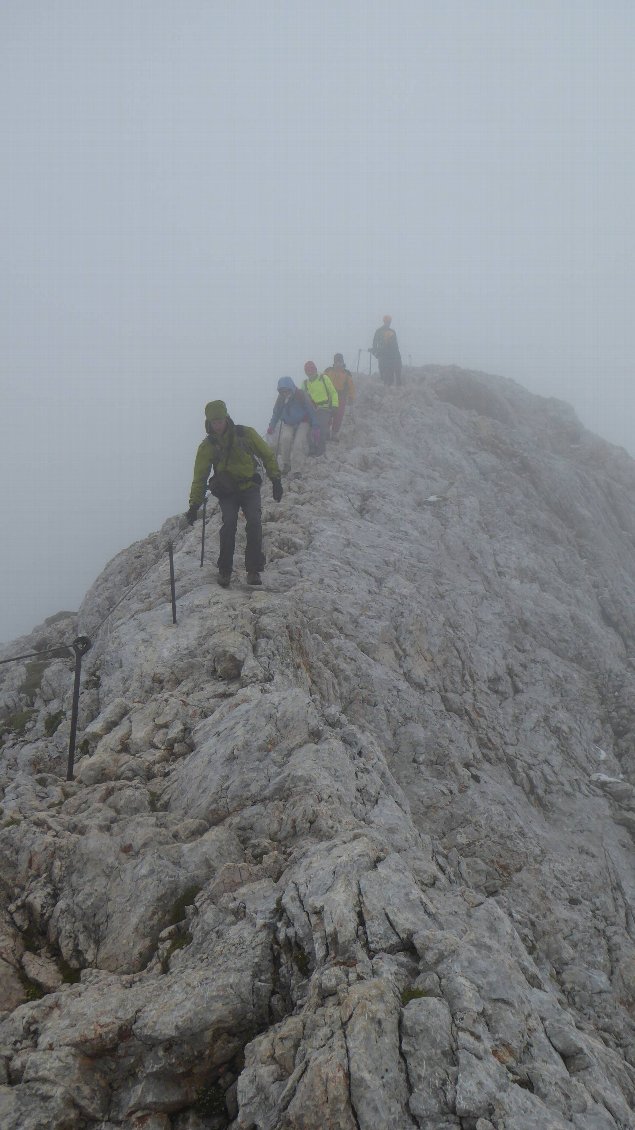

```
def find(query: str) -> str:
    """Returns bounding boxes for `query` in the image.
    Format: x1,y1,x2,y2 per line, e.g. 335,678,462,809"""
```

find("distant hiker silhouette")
371,316,402,387
186,400,282,587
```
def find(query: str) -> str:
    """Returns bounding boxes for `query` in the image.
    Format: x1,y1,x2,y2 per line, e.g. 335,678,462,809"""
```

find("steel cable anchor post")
66,635,92,782
168,541,177,624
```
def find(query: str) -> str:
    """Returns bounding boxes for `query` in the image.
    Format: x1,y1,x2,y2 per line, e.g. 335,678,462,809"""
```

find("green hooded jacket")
188,418,281,507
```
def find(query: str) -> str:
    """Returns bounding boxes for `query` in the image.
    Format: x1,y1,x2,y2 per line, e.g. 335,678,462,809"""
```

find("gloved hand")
185,504,199,526
310,426,321,447
267,426,274,435
272,478,283,502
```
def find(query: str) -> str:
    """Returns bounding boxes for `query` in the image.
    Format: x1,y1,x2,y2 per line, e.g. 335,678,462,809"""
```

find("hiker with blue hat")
267,376,319,476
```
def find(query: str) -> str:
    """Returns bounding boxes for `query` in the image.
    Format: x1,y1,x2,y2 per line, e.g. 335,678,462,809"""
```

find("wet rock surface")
1,366,634,1128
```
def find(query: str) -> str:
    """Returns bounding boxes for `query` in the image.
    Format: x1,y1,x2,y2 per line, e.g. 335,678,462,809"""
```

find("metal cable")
0,645,72,668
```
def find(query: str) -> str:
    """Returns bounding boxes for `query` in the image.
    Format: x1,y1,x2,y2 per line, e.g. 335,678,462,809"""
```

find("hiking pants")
310,407,332,455
379,356,402,386
279,421,309,473
331,393,348,436
218,486,265,574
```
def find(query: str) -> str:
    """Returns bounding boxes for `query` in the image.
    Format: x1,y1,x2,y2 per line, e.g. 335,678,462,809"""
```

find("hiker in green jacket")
185,400,283,587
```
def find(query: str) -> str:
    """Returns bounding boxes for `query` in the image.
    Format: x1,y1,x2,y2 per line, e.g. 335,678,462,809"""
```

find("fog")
1,1,633,644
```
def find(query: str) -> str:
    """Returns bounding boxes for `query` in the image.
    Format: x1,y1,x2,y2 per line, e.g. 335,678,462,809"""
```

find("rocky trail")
1,365,634,1129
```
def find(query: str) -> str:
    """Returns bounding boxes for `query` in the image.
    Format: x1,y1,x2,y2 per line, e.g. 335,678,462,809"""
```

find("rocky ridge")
0,364,634,1129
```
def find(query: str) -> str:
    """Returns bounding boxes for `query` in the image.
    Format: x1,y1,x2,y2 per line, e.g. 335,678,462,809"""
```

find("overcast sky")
1,0,634,645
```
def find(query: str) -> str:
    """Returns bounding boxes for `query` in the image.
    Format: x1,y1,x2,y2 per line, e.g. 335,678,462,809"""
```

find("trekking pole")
356,349,361,373
368,349,373,377
168,541,177,624
66,635,92,781
200,494,208,567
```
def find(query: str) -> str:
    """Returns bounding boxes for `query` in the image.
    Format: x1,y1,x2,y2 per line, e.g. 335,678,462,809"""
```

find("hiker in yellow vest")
323,353,355,441
303,362,338,455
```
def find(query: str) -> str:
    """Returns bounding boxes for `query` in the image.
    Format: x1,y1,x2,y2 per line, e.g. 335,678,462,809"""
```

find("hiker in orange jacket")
323,353,355,440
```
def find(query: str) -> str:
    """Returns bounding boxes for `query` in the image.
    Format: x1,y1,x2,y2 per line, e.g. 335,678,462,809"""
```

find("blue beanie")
277,376,296,391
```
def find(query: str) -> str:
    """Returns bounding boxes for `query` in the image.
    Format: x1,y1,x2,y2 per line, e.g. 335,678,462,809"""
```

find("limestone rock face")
1,365,634,1129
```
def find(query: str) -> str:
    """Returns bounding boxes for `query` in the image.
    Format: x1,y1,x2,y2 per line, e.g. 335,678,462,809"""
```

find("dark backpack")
208,425,262,497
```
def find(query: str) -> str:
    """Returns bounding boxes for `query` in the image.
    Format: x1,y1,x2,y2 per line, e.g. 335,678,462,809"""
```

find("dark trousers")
379,355,402,386
218,486,265,574
331,393,348,436
309,407,332,455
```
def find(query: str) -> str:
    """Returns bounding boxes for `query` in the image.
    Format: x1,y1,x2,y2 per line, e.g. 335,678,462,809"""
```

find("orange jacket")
324,365,355,401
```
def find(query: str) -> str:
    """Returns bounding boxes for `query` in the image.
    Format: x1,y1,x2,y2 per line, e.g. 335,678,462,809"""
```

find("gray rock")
401,995,457,1120
21,952,63,993
0,367,634,1129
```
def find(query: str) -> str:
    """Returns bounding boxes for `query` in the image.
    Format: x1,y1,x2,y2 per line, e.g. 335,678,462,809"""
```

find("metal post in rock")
168,541,177,624
66,635,92,782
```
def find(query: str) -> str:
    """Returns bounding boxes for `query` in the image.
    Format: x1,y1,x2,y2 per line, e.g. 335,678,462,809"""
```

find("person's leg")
278,423,294,472
218,495,240,575
394,355,403,386
240,487,265,574
307,421,318,455
379,358,391,385
331,396,346,436
290,421,309,473
315,408,330,455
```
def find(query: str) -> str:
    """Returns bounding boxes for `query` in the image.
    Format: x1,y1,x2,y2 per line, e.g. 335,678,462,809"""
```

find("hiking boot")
246,571,262,586
217,571,231,587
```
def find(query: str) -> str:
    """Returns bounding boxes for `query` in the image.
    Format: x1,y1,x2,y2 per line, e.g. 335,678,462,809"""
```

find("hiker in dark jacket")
267,376,319,475
185,400,282,588
371,315,402,386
